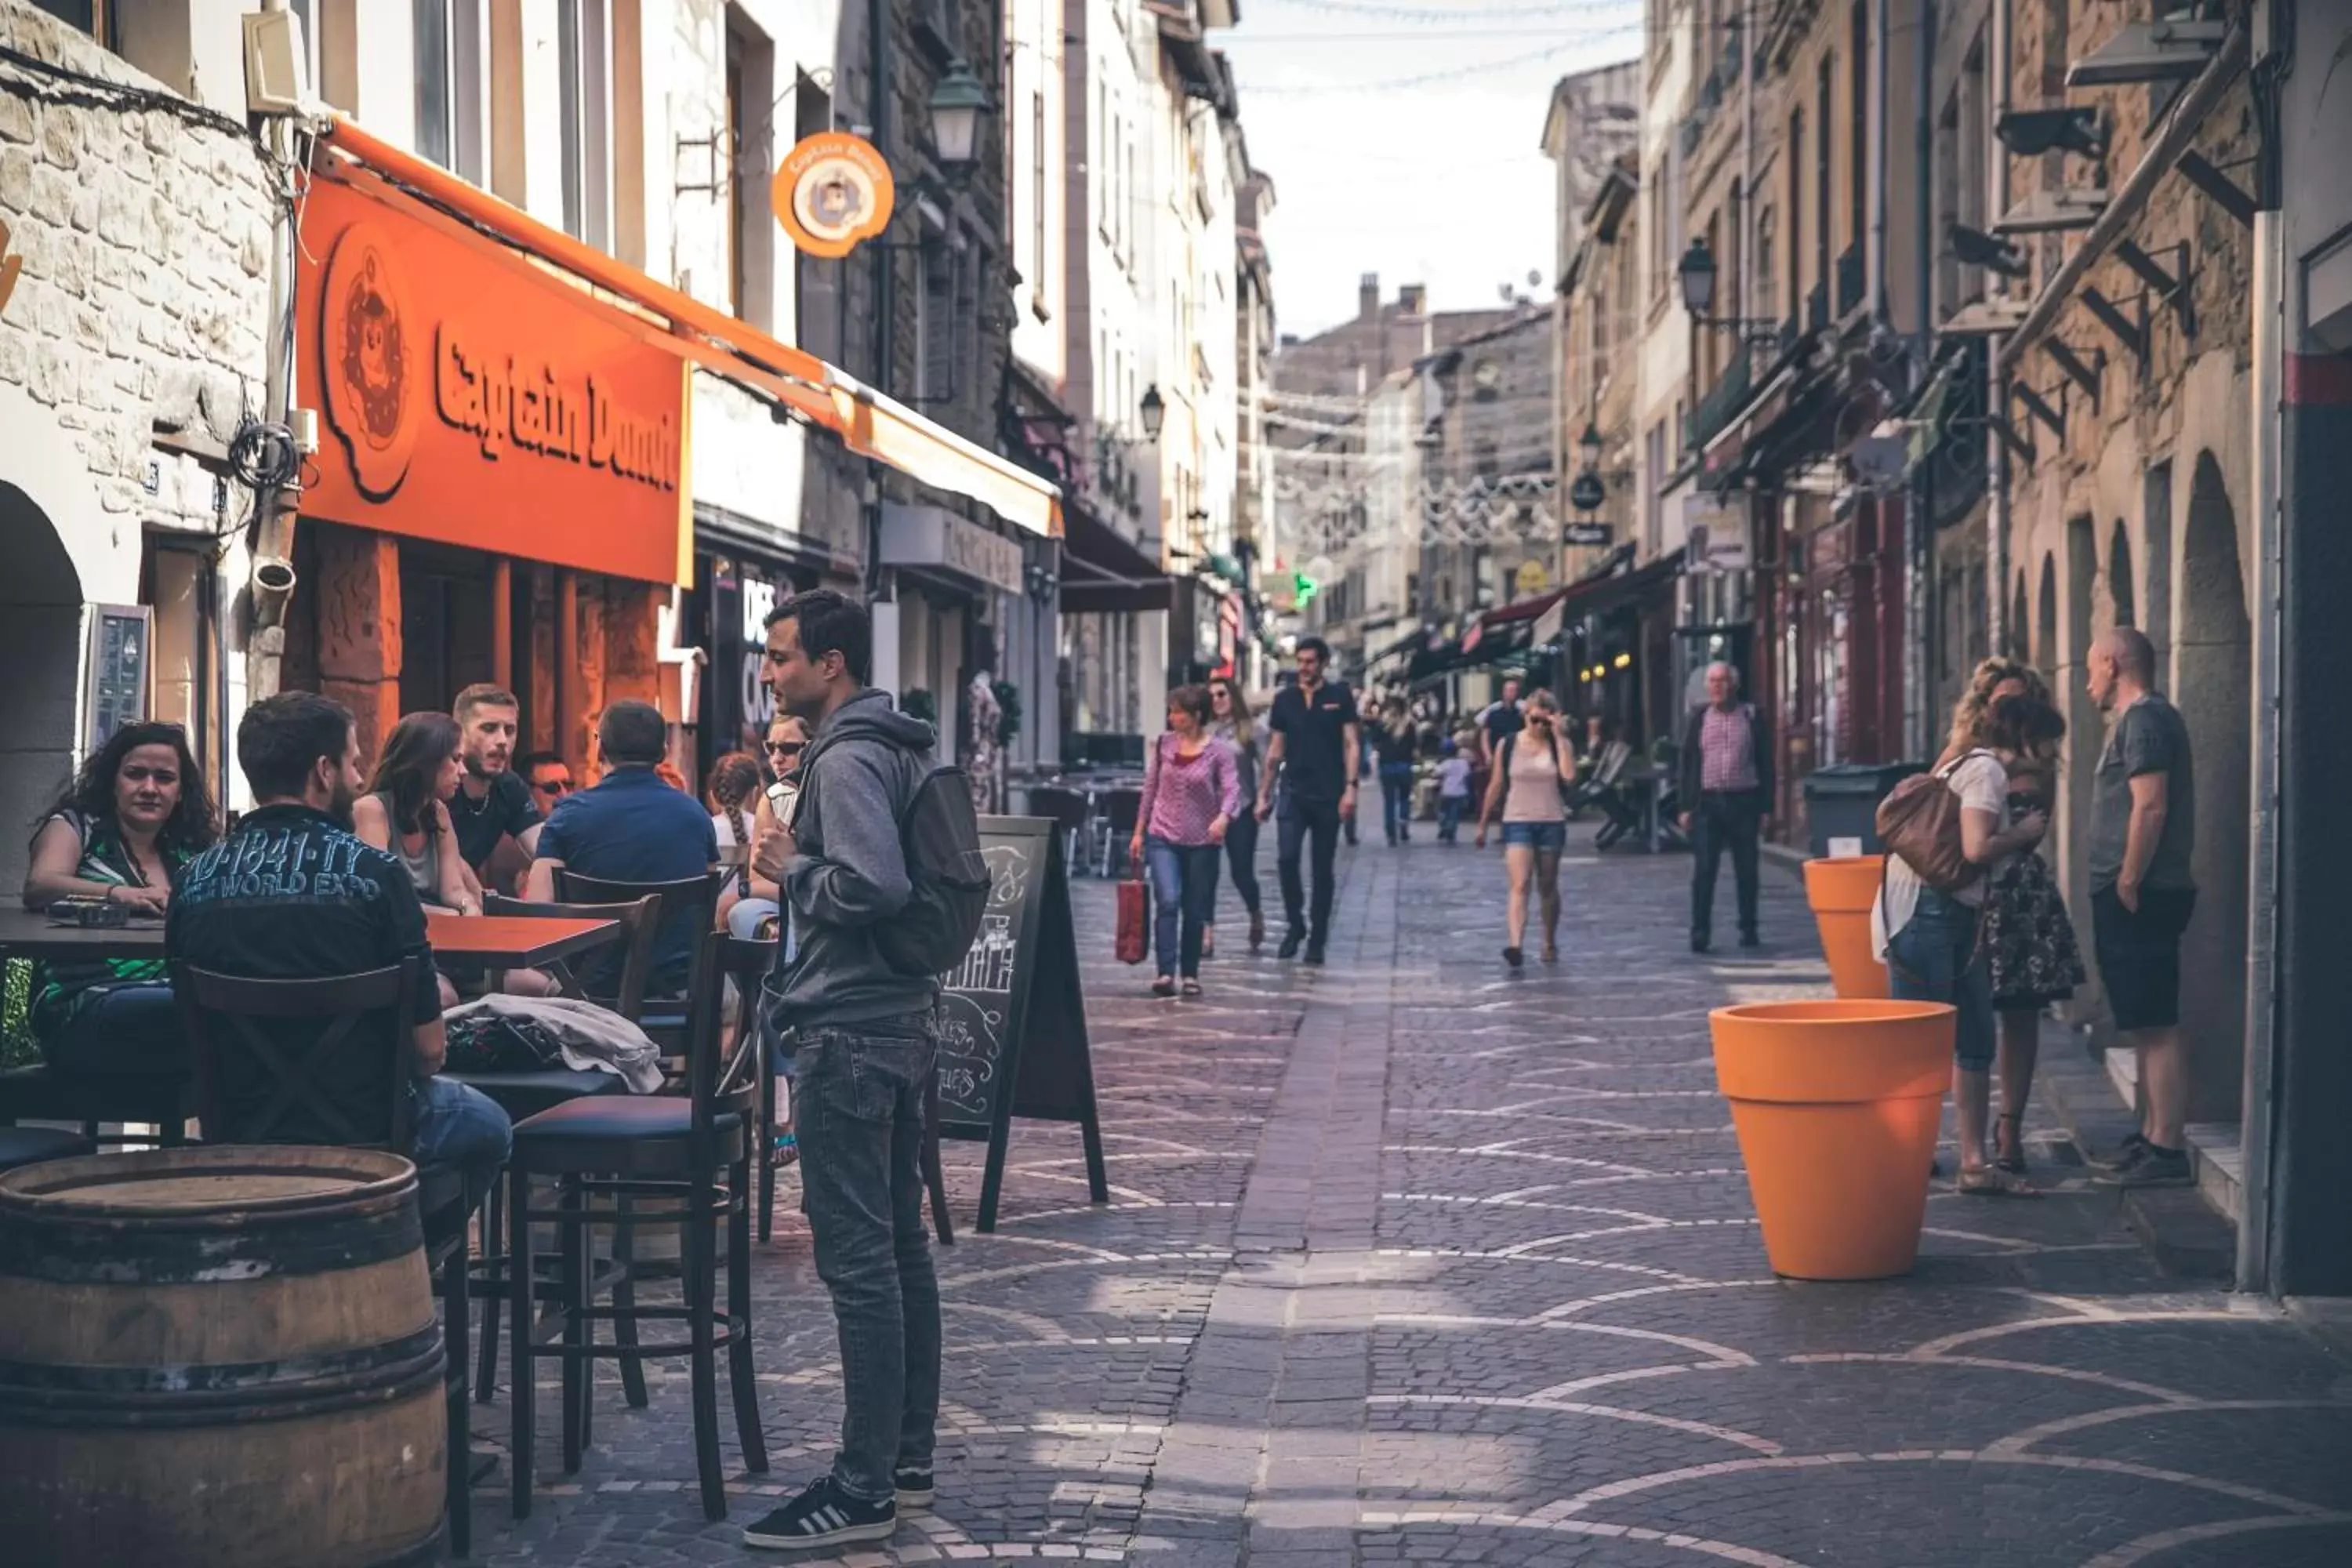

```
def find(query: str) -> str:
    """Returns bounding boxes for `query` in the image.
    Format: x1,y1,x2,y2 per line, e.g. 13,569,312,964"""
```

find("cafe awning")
310,117,1061,539
1059,504,1173,613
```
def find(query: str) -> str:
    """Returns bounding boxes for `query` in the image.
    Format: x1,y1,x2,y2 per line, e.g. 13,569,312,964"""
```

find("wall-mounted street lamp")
1676,238,1786,347
1139,384,1166,441
1568,420,1606,515
928,58,989,173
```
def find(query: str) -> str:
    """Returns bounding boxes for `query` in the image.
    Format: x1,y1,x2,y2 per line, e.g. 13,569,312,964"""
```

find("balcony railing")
1836,244,1865,318
1686,343,1755,455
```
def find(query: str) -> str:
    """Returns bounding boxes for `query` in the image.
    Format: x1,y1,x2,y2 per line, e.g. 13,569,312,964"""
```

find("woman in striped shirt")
1129,684,1242,998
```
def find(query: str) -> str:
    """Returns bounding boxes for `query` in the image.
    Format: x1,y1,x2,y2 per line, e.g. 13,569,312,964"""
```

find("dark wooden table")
423,913,620,969
0,907,168,961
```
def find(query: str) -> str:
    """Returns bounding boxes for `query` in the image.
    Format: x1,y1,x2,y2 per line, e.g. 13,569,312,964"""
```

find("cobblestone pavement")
466,837,2352,1566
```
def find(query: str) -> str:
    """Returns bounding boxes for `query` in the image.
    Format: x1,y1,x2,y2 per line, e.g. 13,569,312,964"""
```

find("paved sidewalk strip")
468,837,2352,1567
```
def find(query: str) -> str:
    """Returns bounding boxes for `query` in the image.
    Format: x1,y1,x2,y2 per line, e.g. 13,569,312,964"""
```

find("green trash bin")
1802,762,1926,859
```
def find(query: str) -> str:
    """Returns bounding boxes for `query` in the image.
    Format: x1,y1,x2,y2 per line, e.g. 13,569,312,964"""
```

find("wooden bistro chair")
503,929,767,1523
172,956,483,1559
455,892,661,1410
551,869,726,1057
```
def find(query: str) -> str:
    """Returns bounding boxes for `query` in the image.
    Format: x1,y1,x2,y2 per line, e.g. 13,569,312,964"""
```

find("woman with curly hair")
1937,657,2086,1181
22,721,220,1075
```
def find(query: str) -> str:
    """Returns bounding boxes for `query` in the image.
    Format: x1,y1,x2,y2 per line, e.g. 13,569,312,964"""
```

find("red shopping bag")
1116,869,1150,964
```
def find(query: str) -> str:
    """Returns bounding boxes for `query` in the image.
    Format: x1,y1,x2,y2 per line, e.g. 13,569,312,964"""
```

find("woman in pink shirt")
1129,684,1242,997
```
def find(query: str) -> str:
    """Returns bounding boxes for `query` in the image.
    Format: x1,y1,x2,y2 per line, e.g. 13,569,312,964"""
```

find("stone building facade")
0,0,279,877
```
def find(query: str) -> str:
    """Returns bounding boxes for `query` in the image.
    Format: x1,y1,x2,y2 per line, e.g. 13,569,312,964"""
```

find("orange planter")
1710,999,1955,1280
1802,855,1891,999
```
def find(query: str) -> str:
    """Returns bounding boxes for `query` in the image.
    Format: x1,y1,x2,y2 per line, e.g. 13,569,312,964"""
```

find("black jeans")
791,1014,942,1503
1690,789,1763,940
1276,793,1343,945
1222,810,1263,917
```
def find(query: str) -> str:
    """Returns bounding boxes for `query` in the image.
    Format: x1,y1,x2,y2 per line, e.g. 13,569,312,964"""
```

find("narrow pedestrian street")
474,843,2352,1568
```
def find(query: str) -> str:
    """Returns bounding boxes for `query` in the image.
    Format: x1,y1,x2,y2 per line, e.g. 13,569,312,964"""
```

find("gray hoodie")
768,688,942,1032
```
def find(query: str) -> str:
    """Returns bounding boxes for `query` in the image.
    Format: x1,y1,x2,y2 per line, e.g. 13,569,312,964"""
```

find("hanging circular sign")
772,131,895,260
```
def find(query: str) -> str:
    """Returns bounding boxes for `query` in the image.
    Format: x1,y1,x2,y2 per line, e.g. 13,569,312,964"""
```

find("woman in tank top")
1473,688,1575,969
354,713,477,1011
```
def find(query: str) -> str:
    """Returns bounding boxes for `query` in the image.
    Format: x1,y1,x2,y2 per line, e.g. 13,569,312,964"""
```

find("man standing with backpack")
743,589,987,1550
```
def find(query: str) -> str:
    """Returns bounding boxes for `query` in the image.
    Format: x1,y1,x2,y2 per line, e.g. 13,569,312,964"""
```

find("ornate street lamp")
1676,238,1719,318
928,59,989,172
1139,384,1165,441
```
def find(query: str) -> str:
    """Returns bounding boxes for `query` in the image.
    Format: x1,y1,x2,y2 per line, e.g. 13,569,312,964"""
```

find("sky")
1218,0,1645,339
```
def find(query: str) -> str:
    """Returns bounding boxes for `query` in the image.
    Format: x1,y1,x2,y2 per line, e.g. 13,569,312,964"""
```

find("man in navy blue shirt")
1254,637,1361,965
528,700,717,993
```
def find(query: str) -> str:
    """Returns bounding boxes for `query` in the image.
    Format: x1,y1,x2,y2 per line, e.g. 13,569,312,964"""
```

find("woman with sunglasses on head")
713,714,808,942
23,720,220,1076
1474,689,1575,969
1203,676,1266,954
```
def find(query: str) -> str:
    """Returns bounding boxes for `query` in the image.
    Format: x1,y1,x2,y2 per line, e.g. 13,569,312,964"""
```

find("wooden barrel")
0,1145,446,1567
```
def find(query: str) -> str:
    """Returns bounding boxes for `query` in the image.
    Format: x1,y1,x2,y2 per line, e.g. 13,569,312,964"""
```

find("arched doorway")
2175,452,2250,1120
0,483,89,892
2035,555,2058,682
2010,570,2030,662
2063,518,2100,919
2109,521,2136,628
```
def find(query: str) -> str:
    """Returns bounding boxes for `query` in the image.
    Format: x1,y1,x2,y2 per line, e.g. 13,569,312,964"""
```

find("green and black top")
28,811,191,1038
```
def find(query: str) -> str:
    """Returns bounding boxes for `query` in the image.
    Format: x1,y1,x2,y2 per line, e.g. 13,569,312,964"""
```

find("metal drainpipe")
1985,0,2011,659
246,0,299,707
2235,0,2285,1296
1907,0,1934,760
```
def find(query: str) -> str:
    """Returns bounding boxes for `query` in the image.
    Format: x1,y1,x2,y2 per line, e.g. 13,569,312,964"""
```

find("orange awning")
310,118,1060,539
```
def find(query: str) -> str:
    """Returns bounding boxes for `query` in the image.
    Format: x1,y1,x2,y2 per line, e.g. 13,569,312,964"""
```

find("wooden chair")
551,869,726,1052
172,957,481,1559
503,930,766,1523
454,892,661,1408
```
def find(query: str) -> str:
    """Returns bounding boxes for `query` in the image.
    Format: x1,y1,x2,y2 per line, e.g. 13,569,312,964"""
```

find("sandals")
1181,978,1203,998
1150,976,1177,999
1994,1111,2029,1176
1957,1163,2038,1198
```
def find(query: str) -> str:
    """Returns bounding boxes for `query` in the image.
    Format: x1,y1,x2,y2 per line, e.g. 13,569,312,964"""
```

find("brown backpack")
1874,750,1992,893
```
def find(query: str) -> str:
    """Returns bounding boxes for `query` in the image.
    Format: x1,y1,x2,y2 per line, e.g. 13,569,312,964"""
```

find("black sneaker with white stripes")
742,1476,897,1550
894,1465,935,1510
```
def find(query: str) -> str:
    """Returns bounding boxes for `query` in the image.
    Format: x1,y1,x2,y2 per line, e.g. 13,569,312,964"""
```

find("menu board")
935,815,1108,1232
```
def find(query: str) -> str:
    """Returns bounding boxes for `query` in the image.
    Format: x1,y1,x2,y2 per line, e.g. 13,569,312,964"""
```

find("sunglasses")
532,777,575,795
766,741,806,757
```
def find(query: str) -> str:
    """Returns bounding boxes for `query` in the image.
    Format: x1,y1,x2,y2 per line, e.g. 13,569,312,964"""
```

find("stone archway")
2010,571,2030,663
0,482,89,891
2175,451,2251,1120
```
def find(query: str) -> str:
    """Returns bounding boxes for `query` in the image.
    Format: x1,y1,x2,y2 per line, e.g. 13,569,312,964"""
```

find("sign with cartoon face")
771,132,895,260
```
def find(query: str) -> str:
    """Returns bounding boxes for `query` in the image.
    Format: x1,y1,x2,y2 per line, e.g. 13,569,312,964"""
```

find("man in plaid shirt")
1677,662,1774,953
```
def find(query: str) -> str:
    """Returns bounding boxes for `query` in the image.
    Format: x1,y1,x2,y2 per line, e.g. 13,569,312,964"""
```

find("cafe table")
0,908,621,970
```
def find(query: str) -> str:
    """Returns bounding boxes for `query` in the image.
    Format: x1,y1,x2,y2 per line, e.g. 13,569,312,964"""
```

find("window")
1031,90,1049,314
1644,421,1667,553
31,1,100,40
1756,207,1777,325
1849,3,1868,267
1815,57,1833,309
919,231,958,404
412,2,482,181
557,0,611,248
1787,107,1804,310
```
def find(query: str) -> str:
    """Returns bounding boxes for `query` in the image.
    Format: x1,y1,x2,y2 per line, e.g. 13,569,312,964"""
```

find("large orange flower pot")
1710,999,1955,1280
1802,855,1891,999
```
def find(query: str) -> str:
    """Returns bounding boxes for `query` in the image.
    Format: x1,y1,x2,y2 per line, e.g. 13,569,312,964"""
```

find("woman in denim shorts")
1474,689,1577,969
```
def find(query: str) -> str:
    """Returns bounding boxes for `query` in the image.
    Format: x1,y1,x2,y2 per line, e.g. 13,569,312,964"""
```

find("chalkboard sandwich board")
935,815,1108,1232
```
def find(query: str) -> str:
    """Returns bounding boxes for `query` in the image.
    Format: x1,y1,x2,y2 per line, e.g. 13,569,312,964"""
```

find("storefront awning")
310,118,1060,540
1059,504,1172,614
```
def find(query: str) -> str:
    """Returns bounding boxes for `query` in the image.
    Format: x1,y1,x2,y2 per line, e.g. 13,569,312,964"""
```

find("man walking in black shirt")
1255,637,1360,965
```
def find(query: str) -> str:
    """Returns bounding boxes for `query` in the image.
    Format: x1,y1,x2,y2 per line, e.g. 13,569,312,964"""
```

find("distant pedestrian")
1475,689,1573,968
1944,660,2084,1178
22,720,219,1077
1676,662,1773,953
1256,637,1360,966
1205,676,1266,954
1131,684,1240,998
1872,695,2050,1197
1371,699,1420,845
1434,739,1472,844
743,590,948,1549
2084,627,2199,1189
1476,675,1525,768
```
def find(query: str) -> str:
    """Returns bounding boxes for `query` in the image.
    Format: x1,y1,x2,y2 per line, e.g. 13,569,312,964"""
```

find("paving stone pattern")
466,839,2352,1566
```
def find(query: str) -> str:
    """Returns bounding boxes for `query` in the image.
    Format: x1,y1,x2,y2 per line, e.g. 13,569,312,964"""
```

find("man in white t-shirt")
1871,746,2047,1195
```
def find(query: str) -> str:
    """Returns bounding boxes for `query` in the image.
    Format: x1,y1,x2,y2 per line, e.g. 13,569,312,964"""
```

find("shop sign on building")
1682,491,1751,573
296,173,691,586
880,504,1025,595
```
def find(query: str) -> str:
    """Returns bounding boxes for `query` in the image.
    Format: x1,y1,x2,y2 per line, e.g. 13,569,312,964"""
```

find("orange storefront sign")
296,171,691,586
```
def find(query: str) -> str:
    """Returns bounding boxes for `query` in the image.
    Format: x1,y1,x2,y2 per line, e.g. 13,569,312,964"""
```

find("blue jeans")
40,982,185,1076
1146,837,1223,978
409,1075,514,1196
1887,887,1996,1070
1438,796,1467,842
1379,764,1415,843
792,1014,942,1504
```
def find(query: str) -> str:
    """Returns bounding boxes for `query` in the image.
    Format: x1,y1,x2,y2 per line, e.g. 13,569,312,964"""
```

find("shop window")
414,1,484,182
31,1,101,40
